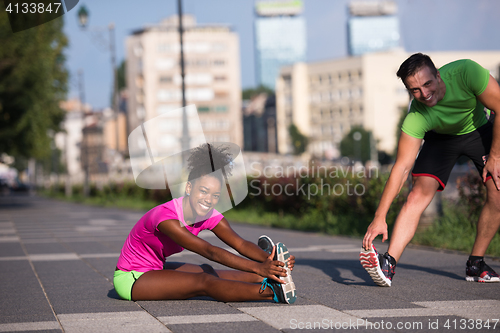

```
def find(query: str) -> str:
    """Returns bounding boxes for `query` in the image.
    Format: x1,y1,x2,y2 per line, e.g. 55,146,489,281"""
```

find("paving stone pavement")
1,194,499,333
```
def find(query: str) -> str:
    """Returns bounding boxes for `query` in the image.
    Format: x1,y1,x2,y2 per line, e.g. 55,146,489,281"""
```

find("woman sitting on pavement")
114,143,297,303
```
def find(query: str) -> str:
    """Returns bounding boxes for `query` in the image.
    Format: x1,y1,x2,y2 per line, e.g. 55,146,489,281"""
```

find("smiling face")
404,66,446,107
185,175,222,218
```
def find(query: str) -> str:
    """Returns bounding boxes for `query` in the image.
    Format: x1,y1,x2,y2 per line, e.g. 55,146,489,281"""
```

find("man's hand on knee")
483,154,500,191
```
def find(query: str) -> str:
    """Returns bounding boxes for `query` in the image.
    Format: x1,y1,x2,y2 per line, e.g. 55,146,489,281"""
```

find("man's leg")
471,179,500,256
388,176,440,262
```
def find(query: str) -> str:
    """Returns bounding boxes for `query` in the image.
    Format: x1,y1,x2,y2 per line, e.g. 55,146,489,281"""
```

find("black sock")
468,255,483,262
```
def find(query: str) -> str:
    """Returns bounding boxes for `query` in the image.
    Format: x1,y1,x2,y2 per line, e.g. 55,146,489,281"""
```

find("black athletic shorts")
412,122,493,191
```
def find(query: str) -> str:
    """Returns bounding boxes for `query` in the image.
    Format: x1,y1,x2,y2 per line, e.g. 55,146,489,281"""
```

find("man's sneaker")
359,245,396,287
258,235,275,257
465,258,500,283
274,242,297,304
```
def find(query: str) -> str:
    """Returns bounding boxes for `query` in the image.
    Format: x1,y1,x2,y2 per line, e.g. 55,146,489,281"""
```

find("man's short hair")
396,53,438,86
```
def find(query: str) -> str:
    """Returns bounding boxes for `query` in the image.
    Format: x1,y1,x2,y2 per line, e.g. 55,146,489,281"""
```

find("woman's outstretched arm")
211,218,295,270
158,219,287,283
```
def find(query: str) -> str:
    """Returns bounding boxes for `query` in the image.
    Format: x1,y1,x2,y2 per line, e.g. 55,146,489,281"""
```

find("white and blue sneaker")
260,275,296,304
275,242,297,303
258,236,297,303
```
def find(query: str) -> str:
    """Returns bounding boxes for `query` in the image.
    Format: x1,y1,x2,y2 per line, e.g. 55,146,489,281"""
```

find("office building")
347,1,400,56
254,0,306,90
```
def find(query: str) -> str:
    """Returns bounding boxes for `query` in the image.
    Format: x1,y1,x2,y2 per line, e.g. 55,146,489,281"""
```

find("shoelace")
259,278,271,292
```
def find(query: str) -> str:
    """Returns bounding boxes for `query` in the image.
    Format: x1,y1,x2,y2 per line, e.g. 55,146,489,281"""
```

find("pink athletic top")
116,197,223,272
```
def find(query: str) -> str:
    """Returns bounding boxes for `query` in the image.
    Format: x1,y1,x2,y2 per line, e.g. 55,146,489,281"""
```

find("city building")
276,50,500,159
55,99,86,184
275,62,309,156
347,0,400,56
126,15,242,152
56,98,131,186
243,93,277,153
254,0,306,90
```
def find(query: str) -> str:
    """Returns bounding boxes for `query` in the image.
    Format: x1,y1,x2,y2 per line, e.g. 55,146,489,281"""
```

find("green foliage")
43,181,172,211
339,126,372,163
42,168,500,257
233,169,408,237
0,9,68,161
39,144,66,175
456,170,486,222
117,60,126,91
288,124,308,155
412,170,500,257
242,85,274,100
412,199,500,257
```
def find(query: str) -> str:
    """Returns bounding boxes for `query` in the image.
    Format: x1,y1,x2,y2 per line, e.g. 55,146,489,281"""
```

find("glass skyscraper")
347,1,400,56
254,1,306,90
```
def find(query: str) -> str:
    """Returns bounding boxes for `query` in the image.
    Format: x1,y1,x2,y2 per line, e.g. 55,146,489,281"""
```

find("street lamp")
177,0,190,166
77,5,120,155
77,69,90,197
77,5,88,29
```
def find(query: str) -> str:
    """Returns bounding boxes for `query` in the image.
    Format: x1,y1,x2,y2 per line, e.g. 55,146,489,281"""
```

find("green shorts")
113,270,145,301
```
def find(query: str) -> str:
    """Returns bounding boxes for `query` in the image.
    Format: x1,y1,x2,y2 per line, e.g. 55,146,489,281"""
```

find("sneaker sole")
359,246,391,287
465,276,500,283
276,242,297,304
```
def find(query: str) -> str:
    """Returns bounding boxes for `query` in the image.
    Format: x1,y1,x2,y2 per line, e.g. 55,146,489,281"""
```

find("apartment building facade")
126,15,242,151
276,50,500,159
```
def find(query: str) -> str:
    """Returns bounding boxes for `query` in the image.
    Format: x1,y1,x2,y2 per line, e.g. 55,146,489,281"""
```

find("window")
156,59,174,70
215,91,228,98
157,43,170,53
212,43,227,52
198,106,210,112
215,105,228,113
134,44,143,56
135,75,144,87
159,76,172,84
217,120,229,129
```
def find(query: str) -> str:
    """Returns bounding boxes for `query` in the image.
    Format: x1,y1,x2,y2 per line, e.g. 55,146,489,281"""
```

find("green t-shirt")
401,59,490,139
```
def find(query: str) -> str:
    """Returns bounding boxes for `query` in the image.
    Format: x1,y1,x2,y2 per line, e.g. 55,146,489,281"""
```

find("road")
1,194,499,332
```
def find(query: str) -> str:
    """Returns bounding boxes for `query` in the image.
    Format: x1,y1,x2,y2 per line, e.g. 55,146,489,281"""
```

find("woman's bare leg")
164,262,263,283
131,269,273,301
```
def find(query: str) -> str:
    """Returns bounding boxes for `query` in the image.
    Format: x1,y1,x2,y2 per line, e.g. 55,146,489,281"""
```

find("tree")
340,126,373,164
242,85,274,100
0,7,68,164
288,124,308,155
117,60,126,91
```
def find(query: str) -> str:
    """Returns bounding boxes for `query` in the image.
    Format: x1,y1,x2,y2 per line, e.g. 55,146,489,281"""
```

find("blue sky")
63,0,500,109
